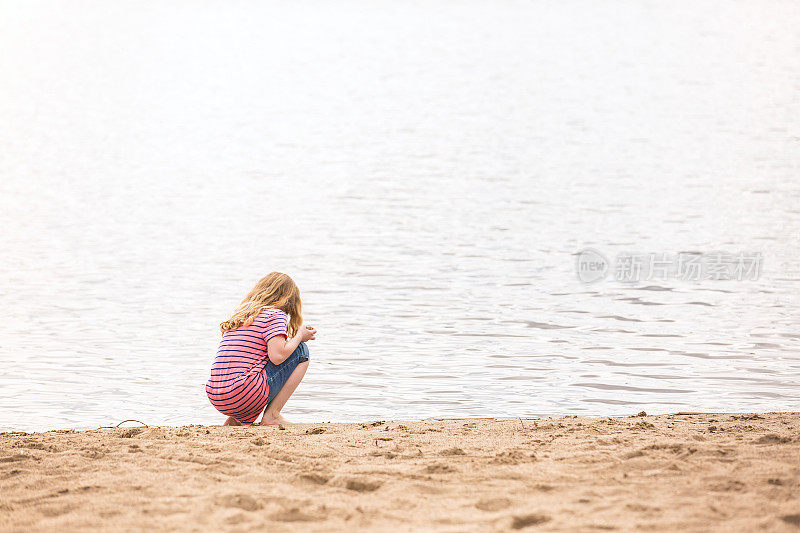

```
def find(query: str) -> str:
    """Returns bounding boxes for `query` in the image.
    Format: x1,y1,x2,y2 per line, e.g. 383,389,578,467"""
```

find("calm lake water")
1,1,798,432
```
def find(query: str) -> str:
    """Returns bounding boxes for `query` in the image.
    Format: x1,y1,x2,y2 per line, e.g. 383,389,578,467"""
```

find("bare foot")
223,416,242,426
258,412,291,426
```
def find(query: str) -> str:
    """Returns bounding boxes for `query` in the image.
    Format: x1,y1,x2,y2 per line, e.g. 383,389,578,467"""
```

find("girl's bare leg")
223,416,241,426
258,361,309,425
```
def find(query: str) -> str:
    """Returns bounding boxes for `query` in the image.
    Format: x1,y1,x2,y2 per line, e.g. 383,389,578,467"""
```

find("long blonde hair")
220,272,302,336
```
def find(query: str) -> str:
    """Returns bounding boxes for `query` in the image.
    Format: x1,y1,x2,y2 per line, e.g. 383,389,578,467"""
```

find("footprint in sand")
475,498,511,511
781,514,800,526
298,473,330,485
492,450,536,465
215,494,263,511
0,454,31,463
755,434,792,444
270,507,320,522
709,480,745,492
424,464,457,474
511,513,551,529
343,478,382,492
438,447,466,456
369,451,398,459
13,441,54,452
82,449,105,459
39,503,80,517
225,513,249,525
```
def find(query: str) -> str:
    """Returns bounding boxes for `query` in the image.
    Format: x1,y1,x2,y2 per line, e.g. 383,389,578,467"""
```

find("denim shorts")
265,342,309,404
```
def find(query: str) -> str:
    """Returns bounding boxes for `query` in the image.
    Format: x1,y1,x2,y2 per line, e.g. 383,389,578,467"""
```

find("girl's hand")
298,325,316,342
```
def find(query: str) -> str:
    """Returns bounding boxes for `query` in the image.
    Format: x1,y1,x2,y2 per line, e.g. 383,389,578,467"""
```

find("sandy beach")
1,413,799,532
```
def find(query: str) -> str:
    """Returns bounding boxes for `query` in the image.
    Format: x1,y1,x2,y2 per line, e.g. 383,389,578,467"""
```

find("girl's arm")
267,326,316,364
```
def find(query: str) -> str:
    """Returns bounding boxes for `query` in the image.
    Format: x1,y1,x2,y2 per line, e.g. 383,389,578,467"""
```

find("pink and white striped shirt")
206,308,288,424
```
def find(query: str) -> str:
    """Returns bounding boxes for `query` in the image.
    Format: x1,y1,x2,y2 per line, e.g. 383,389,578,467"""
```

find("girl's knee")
297,341,309,362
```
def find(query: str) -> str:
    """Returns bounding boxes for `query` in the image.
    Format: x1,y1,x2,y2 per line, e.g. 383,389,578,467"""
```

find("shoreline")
1,412,799,531
4,409,787,435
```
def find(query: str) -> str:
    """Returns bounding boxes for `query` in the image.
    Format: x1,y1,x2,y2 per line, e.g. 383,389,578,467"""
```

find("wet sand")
1,413,799,532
